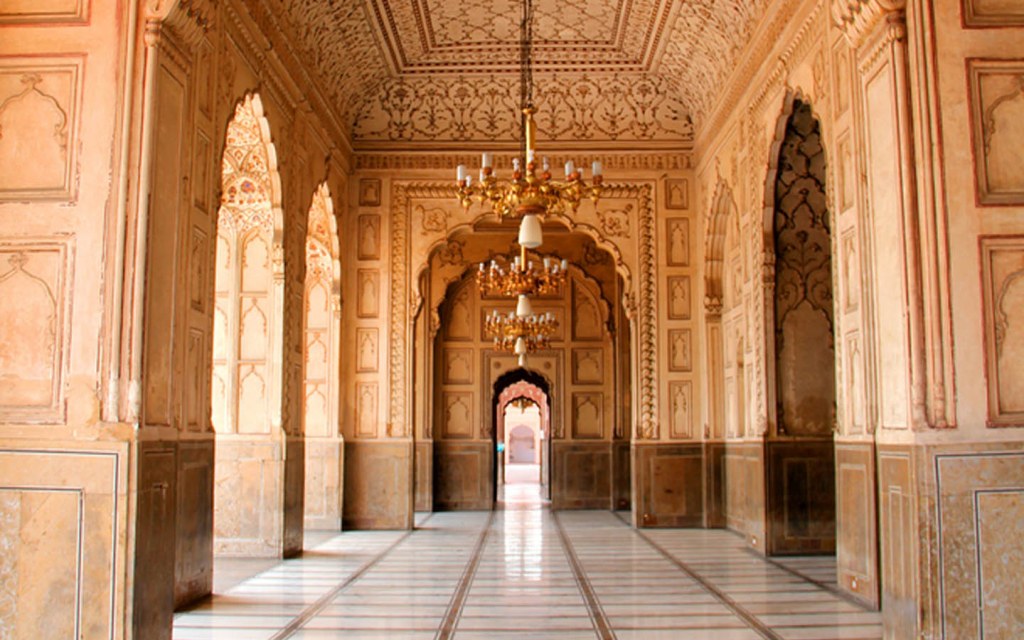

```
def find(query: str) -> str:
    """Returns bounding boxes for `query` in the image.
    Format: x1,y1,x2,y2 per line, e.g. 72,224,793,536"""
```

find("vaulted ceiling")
271,0,771,149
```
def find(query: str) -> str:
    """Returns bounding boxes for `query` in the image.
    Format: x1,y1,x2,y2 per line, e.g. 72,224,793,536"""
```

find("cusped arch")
305,181,341,300
704,179,738,310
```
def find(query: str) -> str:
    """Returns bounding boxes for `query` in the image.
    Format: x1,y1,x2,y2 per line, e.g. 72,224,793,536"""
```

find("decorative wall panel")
969,60,1024,204
442,392,473,438
0,61,81,201
668,328,692,372
665,178,689,209
572,393,604,439
357,214,381,259
668,381,693,439
0,0,88,24
667,275,691,319
356,382,378,437
666,218,690,266
980,236,1024,425
963,0,1024,27
443,348,473,384
0,237,71,423
571,348,603,385
356,327,379,373
356,269,380,317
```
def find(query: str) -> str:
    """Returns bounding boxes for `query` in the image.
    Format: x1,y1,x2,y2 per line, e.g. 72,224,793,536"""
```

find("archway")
494,370,553,505
302,182,343,529
209,93,288,556
423,224,623,512
764,98,836,555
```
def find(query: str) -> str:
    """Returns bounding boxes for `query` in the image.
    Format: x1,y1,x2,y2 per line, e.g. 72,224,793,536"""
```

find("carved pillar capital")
833,0,906,47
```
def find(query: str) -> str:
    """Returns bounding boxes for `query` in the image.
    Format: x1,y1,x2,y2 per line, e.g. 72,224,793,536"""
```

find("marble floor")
174,493,881,639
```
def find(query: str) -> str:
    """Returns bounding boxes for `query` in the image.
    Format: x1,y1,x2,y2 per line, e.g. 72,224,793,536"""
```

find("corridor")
173,509,882,640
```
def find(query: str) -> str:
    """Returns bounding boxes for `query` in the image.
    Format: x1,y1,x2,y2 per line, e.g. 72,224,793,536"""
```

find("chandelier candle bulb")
457,165,467,181
482,153,493,169
561,258,568,270
565,160,575,177
592,161,602,176
514,337,527,356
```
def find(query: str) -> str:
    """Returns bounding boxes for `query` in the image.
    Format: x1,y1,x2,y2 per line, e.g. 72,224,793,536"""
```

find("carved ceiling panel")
269,0,772,146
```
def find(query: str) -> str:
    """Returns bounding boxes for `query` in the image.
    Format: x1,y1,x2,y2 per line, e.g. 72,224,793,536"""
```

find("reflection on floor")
174,509,882,639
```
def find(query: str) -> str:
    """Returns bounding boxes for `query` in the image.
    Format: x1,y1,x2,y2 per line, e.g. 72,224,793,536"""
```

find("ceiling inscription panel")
271,0,771,146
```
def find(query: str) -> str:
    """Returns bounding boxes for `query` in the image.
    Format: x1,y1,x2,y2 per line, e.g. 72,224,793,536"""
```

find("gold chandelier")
485,309,558,362
453,0,603,250
477,245,568,298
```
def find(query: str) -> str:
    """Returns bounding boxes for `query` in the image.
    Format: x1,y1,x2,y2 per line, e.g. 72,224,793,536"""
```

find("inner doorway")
493,369,552,507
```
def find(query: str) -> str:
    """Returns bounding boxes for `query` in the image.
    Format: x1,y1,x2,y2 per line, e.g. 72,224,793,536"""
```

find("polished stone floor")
174,483,881,639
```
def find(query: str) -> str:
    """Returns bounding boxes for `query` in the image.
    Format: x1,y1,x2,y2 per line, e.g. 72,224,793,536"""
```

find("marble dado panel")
553,442,611,510
343,440,413,529
766,439,836,555
414,441,432,512
0,446,123,639
877,445,916,639
213,437,284,557
0,0,88,24
612,440,631,511
932,448,1024,639
303,438,341,530
963,0,1024,27
0,59,82,201
0,237,72,423
634,443,704,527
969,60,1024,205
174,440,214,609
724,442,766,550
433,441,492,511
835,441,878,608
980,236,1024,426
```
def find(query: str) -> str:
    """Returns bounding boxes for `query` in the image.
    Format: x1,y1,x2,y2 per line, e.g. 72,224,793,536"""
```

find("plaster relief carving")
239,298,269,360
669,381,693,439
0,68,78,201
666,218,690,266
572,286,602,341
358,178,381,207
837,132,855,212
417,204,449,234
186,329,205,429
667,276,691,320
444,348,472,384
970,62,1024,204
572,393,603,439
356,328,378,373
358,214,381,260
193,132,212,212
597,205,632,238
981,237,1024,425
832,43,851,116
237,365,268,433
445,288,473,340
665,178,689,210
357,269,380,318
668,329,692,372
845,332,866,434
0,243,67,422
356,383,378,437
443,392,473,438
190,228,208,312
437,239,465,267
841,230,860,313
572,348,603,385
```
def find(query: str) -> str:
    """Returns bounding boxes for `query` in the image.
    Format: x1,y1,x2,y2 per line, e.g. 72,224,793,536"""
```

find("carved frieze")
981,236,1024,426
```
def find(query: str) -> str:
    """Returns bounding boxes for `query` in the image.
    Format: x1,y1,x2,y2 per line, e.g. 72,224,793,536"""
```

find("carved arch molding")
388,181,657,439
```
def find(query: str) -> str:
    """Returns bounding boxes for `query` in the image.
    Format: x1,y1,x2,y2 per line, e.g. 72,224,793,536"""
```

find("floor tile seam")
608,512,782,640
434,509,496,640
264,513,435,640
551,511,615,640
739,547,874,610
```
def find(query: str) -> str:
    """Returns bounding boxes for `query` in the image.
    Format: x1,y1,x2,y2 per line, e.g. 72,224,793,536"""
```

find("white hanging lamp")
518,213,543,249
516,294,533,318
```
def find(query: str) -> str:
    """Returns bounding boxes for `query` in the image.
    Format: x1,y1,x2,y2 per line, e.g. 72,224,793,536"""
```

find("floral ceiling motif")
272,0,771,145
